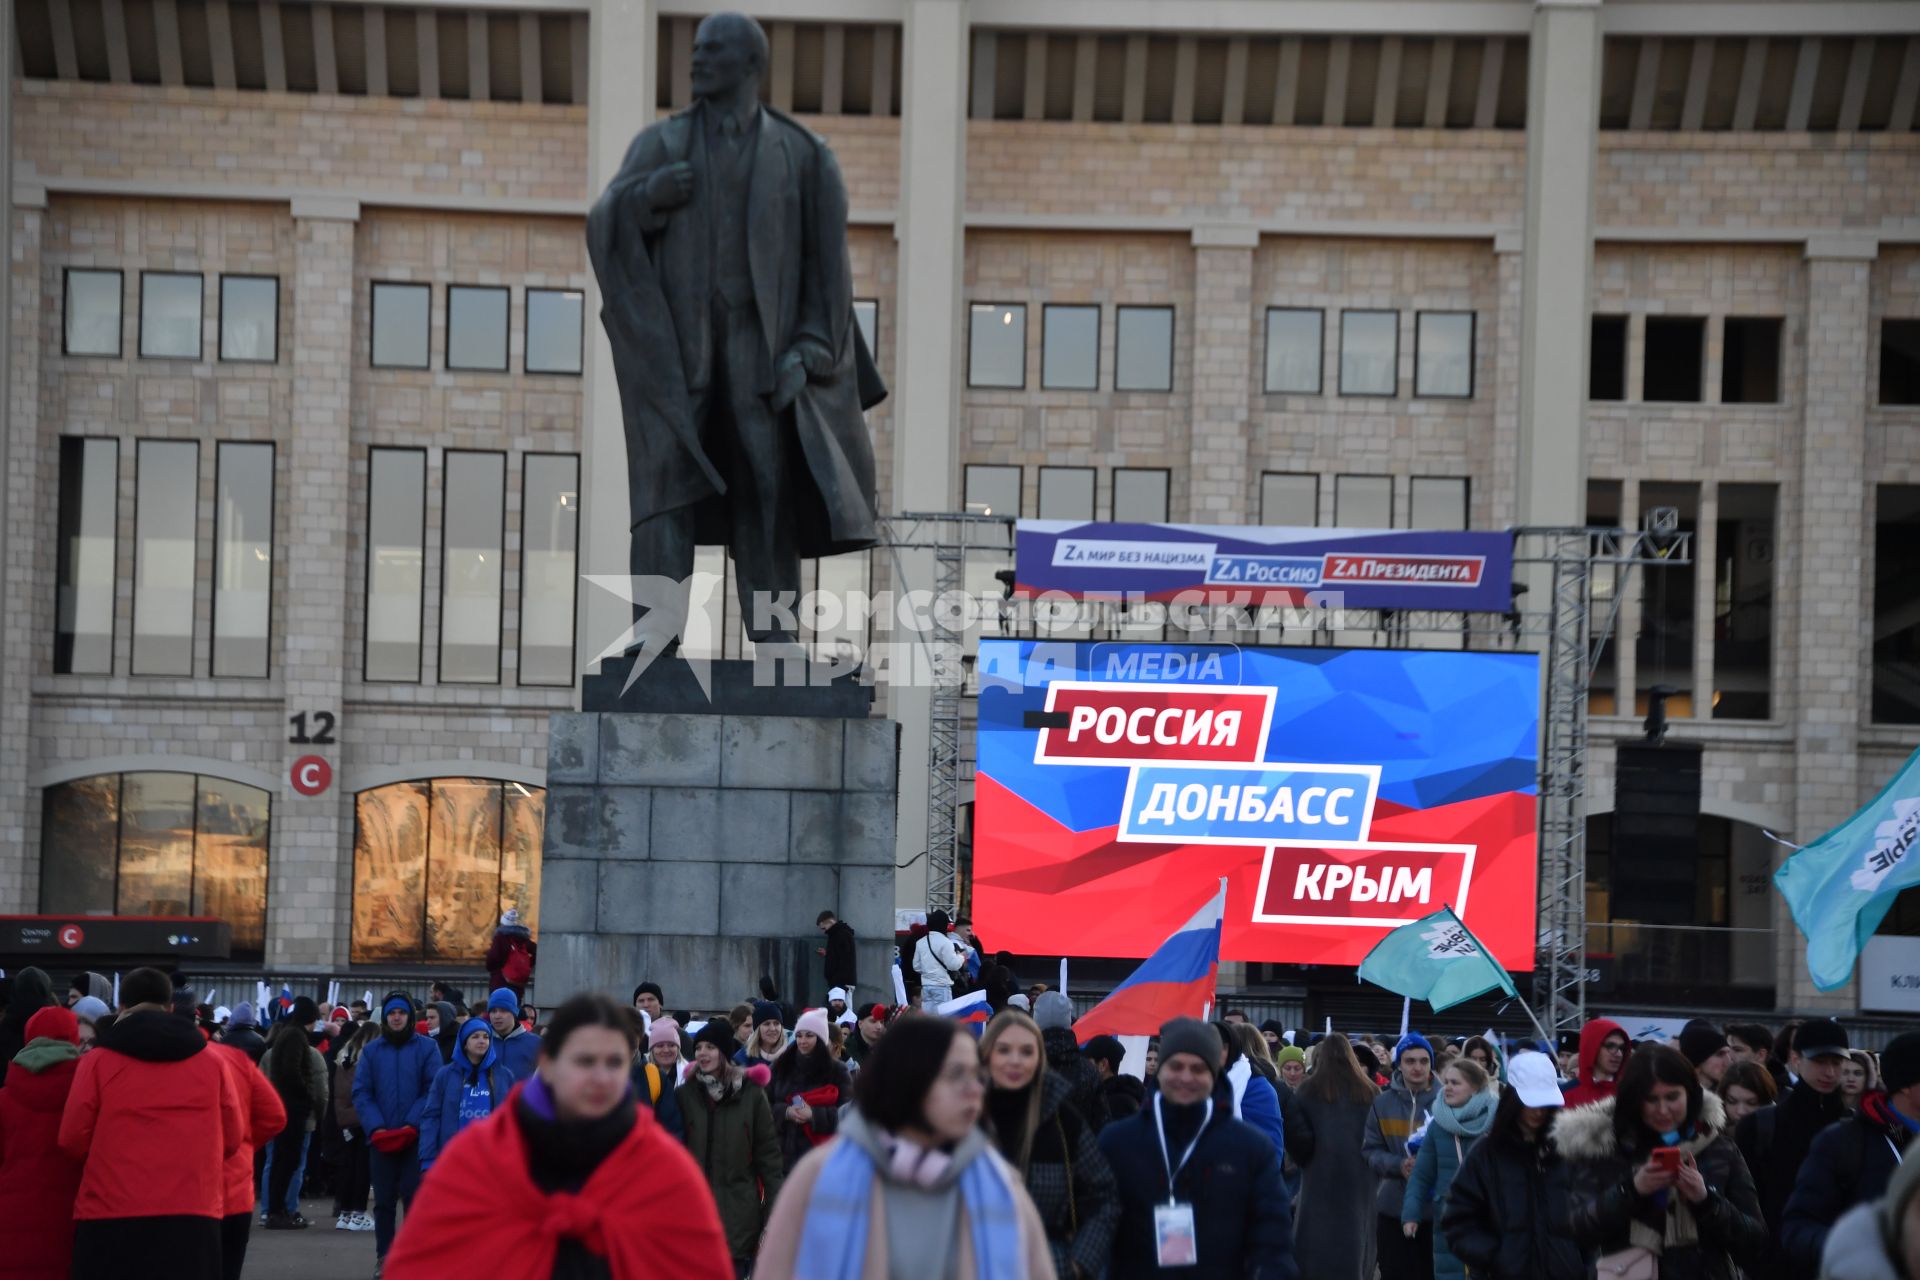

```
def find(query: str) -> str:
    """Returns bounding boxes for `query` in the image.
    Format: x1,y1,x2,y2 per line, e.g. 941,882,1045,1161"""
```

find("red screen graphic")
1037,685,1272,765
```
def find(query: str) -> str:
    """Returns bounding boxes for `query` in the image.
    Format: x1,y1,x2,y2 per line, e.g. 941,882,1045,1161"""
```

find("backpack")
502,941,533,987
643,1062,665,1105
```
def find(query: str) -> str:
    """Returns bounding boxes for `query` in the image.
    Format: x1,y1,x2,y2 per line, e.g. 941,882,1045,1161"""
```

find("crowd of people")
5,943,1920,1280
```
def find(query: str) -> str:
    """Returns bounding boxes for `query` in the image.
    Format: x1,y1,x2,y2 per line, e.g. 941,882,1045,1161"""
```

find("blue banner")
1014,520,1514,613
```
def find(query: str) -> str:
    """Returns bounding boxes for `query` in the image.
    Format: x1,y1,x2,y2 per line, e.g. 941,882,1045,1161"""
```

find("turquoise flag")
1357,906,1519,1013
1775,745,1920,991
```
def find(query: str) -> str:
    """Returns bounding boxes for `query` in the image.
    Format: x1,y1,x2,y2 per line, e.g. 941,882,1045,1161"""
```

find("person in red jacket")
57,967,244,1280
0,1005,87,1279
382,993,732,1279
207,1022,288,1280
1561,1017,1631,1109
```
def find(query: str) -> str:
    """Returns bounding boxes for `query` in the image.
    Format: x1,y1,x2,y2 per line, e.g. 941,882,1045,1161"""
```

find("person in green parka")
1403,1056,1498,1280
678,1020,785,1280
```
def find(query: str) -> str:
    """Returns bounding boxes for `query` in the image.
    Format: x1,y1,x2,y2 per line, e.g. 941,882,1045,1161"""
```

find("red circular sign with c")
58,924,84,949
291,755,333,797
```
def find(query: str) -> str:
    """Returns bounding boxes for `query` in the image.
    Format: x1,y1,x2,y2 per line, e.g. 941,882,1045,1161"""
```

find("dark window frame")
1263,306,1325,396
129,437,201,677
1039,303,1102,391
362,445,430,683
523,287,586,377
1880,318,1920,408
1338,308,1400,398
1720,315,1784,406
437,448,508,685
1333,472,1395,528
1259,471,1321,527
1111,466,1172,523
1037,464,1099,522
853,298,881,367
445,283,513,374
1590,314,1629,402
137,270,205,362
966,301,1029,391
1413,310,1476,400
211,441,277,679
53,435,121,675
963,462,1024,518
1115,304,1177,393
1643,314,1708,404
516,451,582,688
217,273,281,364
369,280,433,370
1409,475,1472,530
62,267,124,358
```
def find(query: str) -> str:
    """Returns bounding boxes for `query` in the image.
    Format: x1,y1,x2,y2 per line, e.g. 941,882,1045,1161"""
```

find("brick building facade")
2,0,1918,1017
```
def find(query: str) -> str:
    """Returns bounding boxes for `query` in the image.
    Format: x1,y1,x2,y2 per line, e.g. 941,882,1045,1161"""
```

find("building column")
1187,225,1258,524
890,0,968,905
274,196,359,970
1781,235,1876,1010
0,190,46,912
579,0,657,678
1488,229,1525,529
1516,0,1601,528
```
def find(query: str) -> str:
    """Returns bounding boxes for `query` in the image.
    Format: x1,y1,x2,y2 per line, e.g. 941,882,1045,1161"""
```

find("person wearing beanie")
844,1003,888,1067
218,1001,268,1064
1098,1016,1297,1279
1259,1019,1286,1056
1562,1017,1631,1109
632,1017,688,1140
825,986,853,1024
1034,989,1110,1134
1681,1018,1736,1089
483,907,536,999
1739,1017,1852,1280
745,999,788,1064
486,986,542,1081
1363,1030,1441,1278
767,1008,851,1175
0,1005,88,1278
70,995,110,1047
1780,1031,1920,1275
679,1011,784,1276
632,981,665,1021
351,991,440,1267
1276,1044,1308,1090
418,1017,513,1173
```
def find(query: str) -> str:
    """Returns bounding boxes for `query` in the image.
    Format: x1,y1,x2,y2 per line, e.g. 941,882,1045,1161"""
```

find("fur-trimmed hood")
1554,1088,1729,1161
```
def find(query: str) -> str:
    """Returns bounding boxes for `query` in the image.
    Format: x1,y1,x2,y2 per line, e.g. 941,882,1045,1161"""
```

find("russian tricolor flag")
935,989,994,1036
1072,879,1226,1042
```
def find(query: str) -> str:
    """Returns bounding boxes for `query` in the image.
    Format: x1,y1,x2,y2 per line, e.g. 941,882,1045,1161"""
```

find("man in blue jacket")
1364,1031,1440,1280
352,992,440,1269
1099,1018,1298,1279
1781,1032,1920,1275
486,987,542,1081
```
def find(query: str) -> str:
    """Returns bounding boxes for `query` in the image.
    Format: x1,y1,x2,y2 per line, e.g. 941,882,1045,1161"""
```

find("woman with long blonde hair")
1289,1032,1381,1278
979,1010,1119,1279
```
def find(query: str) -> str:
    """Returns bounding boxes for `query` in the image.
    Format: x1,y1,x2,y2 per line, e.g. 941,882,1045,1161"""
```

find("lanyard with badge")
1152,1094,1212,1268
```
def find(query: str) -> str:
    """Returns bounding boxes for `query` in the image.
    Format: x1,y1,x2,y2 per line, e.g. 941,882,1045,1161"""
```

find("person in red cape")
382,992,731,1280
0,1006,87,1280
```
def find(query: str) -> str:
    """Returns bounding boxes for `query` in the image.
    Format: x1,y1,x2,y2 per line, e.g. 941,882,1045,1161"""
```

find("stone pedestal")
536,711,900,1010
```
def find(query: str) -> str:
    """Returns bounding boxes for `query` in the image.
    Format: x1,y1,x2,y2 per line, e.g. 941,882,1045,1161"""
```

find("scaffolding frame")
877,517,1689,1033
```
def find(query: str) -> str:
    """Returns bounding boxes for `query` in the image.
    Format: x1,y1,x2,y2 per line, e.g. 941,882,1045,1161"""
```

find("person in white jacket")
913,910,970,1009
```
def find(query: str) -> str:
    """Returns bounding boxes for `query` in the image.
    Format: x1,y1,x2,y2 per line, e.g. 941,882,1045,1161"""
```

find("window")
853,300,879,362
447,285,510,372
439,451,506,682
213,443,273,677
1264,308,1323,395
525,288,584,375
1410,477,1469,530
365,447,427,681
1041,305,1099,390
371,282,431,369
1339,310,1398,396
1415,312,1474,398
1115,306,1175,392
812,551,873,667
964,464,1021,517
1260,473,1319,526
1335,474,1393,528
54,438,118,675
139,272,203,360
1038,466,1095,521
1713,483,1775,720
1588,480,1623,715
219,275,278,363
1643,316,1706,403
1113,469,1170,523
41,771,270,957
1636,481,1699,716
968,303,1026,389
1874,485,1920,724
351,778,543,963
64,269,123,357
519,454,580,686
1591,315,1628,401
1721,317,1781,405
132,440,198,675
1883,320,1920,406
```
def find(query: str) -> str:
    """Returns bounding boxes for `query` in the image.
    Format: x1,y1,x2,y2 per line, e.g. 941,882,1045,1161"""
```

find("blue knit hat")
488,987,520,1013
229,1001,257,1028
1394,1031,1436,1065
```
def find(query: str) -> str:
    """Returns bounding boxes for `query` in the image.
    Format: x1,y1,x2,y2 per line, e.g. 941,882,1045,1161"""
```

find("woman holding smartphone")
1557,1044,1766,1280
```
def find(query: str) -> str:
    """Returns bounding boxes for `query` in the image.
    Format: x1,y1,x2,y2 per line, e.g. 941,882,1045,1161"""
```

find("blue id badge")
1154,1202,1197,1267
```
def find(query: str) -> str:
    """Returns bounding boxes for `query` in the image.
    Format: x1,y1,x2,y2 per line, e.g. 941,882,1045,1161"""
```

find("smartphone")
1649,1147,1681,1174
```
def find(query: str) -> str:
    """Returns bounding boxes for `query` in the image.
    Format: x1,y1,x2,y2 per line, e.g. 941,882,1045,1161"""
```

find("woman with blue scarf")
1557,1044,1766,1280
758,1014,1056,1279
1402,1057,1497,1280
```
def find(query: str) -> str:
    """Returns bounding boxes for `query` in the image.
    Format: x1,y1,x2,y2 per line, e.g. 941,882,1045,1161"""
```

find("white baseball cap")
1506,1050,1566,1108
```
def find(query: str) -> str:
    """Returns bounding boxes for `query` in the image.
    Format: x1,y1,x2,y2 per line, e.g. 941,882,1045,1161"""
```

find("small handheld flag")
935,990,992,1035
1072,879,1226,1042
1357,906,1518,1013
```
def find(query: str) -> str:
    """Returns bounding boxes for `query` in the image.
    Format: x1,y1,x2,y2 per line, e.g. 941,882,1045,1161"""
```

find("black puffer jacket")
1439,1120,1587,1280
1738,1078,1848,1280
1557,1091,1769,1280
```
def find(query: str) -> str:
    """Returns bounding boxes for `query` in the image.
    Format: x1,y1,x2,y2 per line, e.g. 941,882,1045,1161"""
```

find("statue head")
691,12,770,102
